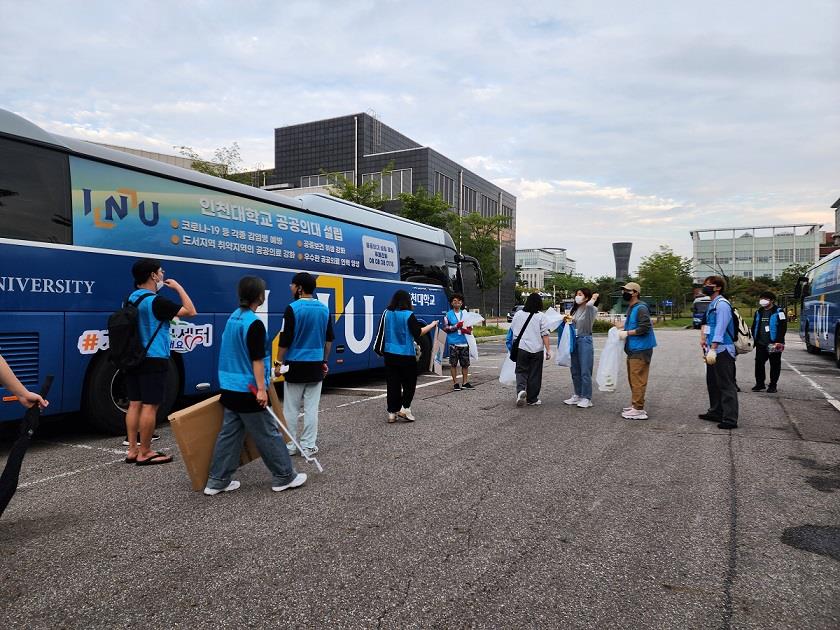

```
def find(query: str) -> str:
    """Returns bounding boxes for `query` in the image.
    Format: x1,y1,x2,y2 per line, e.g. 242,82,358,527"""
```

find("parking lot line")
18,458,126,489
783,357,840,413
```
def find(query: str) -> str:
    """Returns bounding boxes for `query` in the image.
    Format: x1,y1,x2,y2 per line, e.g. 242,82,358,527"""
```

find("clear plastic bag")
555,323,573,367
499,357,517,386
596,327,623,392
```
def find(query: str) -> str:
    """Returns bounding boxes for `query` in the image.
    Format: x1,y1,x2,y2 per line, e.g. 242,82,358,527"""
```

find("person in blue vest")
124,258,196,466
697,275,739,429
751,290,787,394
275,272,334,458
614,282,656,420
205,276,306,495
443,293,473,391
381,289,439,423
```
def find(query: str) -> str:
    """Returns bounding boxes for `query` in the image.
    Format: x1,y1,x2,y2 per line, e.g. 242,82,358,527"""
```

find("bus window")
398,235,448,286
0,137,72,244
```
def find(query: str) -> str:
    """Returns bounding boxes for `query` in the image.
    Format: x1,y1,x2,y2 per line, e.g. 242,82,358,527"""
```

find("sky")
2,0,838,277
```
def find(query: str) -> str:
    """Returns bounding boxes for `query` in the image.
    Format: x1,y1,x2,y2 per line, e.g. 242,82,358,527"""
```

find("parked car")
506,305,524,322
692,296,711,329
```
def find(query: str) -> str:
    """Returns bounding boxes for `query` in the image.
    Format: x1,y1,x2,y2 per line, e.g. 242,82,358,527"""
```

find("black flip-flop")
124,456,137,464
135,451,173,466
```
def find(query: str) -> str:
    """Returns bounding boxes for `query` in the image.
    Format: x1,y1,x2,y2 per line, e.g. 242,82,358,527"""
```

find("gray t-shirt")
571,304,597,336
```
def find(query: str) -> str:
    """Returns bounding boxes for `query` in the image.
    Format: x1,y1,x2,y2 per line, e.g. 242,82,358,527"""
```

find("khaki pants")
627,357,650,410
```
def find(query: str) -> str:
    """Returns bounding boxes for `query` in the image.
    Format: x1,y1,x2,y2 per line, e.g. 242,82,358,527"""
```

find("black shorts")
449,345,471,368
125,362,170,406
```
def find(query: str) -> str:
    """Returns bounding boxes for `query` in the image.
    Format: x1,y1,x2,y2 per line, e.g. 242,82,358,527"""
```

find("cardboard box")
169,394,279,492
429,327,447,376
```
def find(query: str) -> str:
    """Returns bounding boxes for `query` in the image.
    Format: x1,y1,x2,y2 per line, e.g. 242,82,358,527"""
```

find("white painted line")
41,440,126,455
329,386,388,392
331,375,454,408
18,458,126,488
783,357,840,413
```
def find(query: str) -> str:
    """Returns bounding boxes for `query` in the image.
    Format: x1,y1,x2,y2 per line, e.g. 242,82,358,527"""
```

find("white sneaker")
203,480,241,496
301,446,319,458
399,407,416,422
527,399,542,406
563,395,581,405
622,406,634,413
576,398,593,408
622,408,648,420
516,391,527,407
272,472,307,492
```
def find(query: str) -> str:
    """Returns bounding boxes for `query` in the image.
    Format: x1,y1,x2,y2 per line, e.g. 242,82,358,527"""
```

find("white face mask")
759,299,770,307
154,273,164,291
574,295,585,304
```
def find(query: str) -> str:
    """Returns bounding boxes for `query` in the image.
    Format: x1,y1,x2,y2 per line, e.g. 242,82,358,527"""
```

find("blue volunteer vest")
384,309,415,356
218,308,270,392
752,306,782,341
445,309,468,346
128,289,170,359
706,297,735,345
626,302,657,352
285,298,329,362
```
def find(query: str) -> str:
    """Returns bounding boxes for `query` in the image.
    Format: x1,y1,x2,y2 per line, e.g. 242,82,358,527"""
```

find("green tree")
396,186,453,230
176,144,252,184
544,272,586,300
589,275,619,311
637,245,693,318
326,162,393,210
457,213,510,313
777,262,810,297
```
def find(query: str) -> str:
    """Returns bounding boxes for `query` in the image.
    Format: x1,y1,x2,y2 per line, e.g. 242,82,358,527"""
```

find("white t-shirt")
510,310,549,353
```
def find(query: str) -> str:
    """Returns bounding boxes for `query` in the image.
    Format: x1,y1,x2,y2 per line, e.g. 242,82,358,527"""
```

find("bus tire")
835,327,840,368
416,332,432,375
83,353,179,435
804,322,820,354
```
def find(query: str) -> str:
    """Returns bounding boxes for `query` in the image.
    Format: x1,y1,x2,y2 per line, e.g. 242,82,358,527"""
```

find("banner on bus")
69,157,400,279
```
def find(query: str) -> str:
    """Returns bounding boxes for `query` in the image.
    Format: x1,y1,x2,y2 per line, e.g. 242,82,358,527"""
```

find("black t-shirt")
220,319,269,413
756,311,772,346
136,294,182,373
280,303,336,383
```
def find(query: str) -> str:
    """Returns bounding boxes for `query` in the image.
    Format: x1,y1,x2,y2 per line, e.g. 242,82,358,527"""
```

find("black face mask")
702,285,716,296
622,291,632,301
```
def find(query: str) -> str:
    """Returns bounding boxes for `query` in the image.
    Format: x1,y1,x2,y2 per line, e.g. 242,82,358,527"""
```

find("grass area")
653,317,694,328
471,325,506,337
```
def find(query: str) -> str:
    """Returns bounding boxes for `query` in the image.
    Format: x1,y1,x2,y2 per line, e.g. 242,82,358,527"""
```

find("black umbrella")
0,376,53,518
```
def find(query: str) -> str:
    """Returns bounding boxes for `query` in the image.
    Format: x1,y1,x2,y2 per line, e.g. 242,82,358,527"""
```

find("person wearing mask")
563,288,599,408
379,289,439,423
124,258,196,465
443,293,473,391
508,291,551,407
614,282,656,420
204,276,306,495
697,275,739,430
276,272,334,458
751,291,787,394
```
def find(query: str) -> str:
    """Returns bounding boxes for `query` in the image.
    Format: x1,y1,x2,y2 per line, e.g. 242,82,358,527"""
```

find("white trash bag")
499,357,517,387
543,307,564,332
596,327,623,392
555,323,573,367
461,311,484,360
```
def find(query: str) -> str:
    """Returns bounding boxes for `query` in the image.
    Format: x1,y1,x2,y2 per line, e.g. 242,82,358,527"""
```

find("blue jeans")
570,335,594,399
283,381,323,450
206,407,296,489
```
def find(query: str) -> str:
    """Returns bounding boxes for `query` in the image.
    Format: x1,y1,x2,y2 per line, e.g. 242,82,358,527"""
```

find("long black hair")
569,287,593,316
523,292,543,313
238,276,266,308
387,289,414,311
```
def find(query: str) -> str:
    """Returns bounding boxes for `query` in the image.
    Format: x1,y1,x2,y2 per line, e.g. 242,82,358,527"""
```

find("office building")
515,248,576,290
690,224,823,282
262,113,517,313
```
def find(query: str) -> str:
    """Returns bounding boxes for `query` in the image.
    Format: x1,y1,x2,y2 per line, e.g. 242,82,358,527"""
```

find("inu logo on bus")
82,188,160,229
315,275,375,355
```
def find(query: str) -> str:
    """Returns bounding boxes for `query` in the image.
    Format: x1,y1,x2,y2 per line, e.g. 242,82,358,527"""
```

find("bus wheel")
835,328,840,368
805,323,820,354
416,332,432,375
83,353,179,435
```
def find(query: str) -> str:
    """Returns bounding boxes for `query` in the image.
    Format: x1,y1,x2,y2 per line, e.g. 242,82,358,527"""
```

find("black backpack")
107,292,165,370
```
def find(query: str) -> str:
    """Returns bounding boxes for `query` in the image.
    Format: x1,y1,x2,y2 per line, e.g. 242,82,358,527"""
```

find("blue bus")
797,249,840,365
0,109,481,433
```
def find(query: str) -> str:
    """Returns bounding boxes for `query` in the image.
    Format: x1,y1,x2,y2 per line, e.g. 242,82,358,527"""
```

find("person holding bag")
563,288,599,408
375,290,438,423
509,292,551,407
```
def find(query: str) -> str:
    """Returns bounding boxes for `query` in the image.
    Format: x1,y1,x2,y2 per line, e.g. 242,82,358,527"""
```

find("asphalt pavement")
1,330,838,629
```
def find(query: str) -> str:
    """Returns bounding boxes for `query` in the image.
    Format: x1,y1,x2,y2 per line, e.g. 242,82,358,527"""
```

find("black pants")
706,350,739,422
515,349,544,404
754,344,782,387
384,356,417,413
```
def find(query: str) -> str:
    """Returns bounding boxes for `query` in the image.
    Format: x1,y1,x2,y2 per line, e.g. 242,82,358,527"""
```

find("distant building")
515,247,576,289
690,224,823,282
612,242,632,282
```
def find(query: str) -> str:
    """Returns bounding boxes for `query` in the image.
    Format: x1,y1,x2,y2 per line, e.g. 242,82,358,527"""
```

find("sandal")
136,451,173,466
124,455,137,464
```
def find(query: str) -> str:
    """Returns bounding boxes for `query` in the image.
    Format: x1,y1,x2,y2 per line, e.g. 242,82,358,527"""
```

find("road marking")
18,458,126,488
329,386,388,392
333,376,451,408
783,357,840,413
41,440,126,455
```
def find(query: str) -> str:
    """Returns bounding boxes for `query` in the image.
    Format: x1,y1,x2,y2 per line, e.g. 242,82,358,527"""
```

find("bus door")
0,313,64,421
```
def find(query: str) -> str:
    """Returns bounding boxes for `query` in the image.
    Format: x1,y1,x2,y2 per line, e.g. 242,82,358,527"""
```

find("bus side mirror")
794,276,808,300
